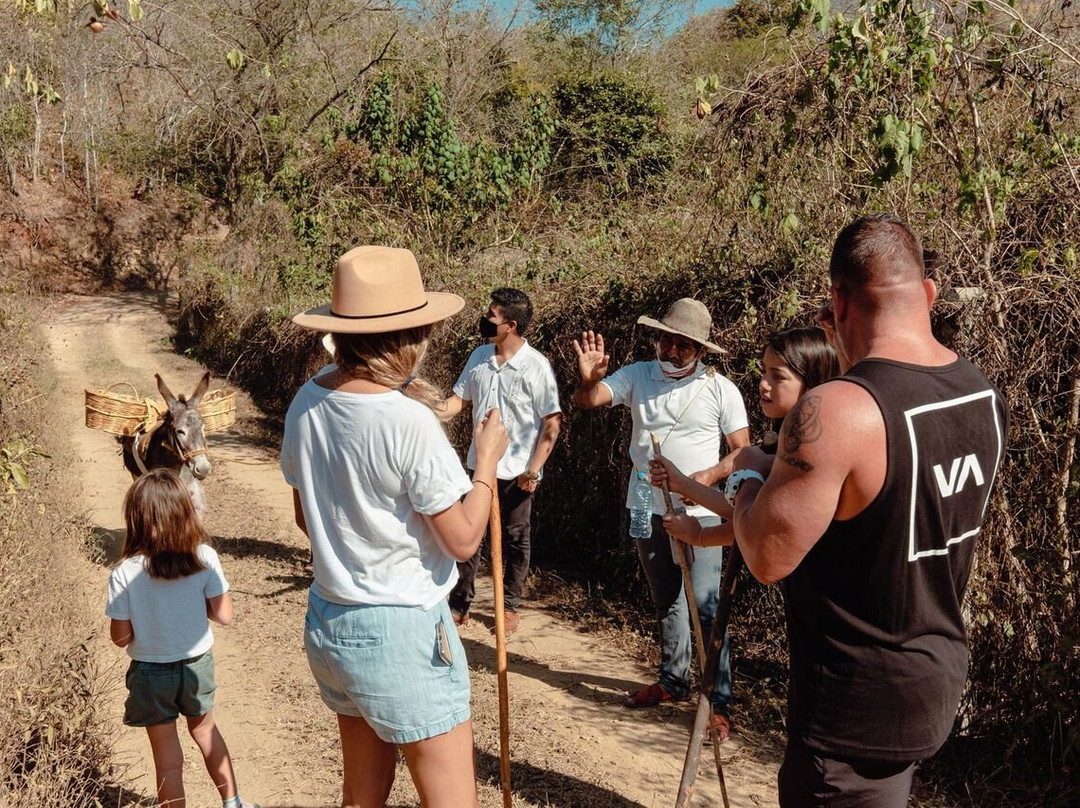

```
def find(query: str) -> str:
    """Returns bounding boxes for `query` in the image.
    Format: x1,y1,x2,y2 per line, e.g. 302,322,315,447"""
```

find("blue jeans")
635,514,732,710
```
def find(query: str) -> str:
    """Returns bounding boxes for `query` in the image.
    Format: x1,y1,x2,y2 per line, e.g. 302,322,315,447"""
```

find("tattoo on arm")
780,453,814,472
779,395,823,472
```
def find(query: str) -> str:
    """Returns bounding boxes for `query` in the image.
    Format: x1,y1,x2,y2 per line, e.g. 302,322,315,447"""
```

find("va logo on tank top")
903,390,1004,562
933,454,985,497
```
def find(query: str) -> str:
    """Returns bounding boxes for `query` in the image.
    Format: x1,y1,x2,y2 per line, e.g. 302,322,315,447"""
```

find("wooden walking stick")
488,485,513,808
650,435,707,666
648,436,721,749
675,543,744,808
649,433,731,807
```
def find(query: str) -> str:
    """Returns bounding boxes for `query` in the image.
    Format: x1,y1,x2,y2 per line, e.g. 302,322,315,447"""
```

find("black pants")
448,477,532,614
778,738,918,808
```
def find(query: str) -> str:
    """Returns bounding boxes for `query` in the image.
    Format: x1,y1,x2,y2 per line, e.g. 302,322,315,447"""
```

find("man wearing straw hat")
281,245,508,808
572,298,750,741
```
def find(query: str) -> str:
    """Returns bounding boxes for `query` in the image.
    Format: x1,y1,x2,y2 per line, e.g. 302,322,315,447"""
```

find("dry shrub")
16,0,1072,802
0,287,116,806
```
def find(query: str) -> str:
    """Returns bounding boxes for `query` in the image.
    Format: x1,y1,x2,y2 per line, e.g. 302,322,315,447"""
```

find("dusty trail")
46,291,781,808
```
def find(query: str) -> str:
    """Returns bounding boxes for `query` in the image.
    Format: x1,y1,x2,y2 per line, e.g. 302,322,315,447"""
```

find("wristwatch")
723,469,766,506
524,468,543,482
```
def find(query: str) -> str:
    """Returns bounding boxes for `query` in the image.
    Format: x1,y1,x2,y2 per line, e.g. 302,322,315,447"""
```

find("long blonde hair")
332,326,443,410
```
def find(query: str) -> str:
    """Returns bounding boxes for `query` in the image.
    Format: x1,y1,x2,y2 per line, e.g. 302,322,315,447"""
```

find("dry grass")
0,286,118,806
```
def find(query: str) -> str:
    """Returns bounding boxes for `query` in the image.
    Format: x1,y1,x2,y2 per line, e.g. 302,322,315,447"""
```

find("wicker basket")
84,383,165,437
198,388,237,433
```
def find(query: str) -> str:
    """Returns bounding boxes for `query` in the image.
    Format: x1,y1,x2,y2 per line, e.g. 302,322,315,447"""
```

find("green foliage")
534,0,682,56
0,104,31,149
873,113,924,180
0,438,46,493
8,0,1079,801
718,0,786,38
814,1,939,184
551,71,673,192
348,73,395,152
10,0,71,15
787,0,832,33
338,74,554,224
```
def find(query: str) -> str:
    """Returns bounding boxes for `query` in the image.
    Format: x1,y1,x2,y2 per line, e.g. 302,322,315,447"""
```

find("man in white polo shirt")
442,288,562,635
572,298,750,741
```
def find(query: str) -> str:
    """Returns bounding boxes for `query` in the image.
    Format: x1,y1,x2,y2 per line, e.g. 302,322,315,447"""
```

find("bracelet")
723,469,766,506
472,479,494,496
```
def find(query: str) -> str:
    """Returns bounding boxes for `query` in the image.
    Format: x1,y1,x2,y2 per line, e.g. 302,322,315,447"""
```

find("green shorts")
123,650,216,727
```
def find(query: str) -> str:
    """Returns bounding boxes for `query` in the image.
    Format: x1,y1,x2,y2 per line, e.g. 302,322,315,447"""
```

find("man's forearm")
528,423,560,473
572,382,604,409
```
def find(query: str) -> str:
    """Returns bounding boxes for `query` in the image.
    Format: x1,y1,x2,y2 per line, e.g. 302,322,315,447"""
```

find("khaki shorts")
123,650,216,727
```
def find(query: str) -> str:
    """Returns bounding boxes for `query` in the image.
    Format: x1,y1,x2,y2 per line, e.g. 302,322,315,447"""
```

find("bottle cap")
636,471,647,480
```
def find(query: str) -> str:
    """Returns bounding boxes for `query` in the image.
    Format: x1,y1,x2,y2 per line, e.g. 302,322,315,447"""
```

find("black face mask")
478,316,500,339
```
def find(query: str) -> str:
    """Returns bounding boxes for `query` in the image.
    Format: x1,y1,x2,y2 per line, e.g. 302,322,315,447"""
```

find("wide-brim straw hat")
637,297,725,354
292,245,465,334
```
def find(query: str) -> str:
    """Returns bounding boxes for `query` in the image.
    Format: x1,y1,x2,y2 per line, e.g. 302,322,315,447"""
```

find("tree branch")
303,31,398,133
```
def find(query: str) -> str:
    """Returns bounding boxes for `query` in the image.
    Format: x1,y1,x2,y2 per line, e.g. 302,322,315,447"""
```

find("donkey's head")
156,371,212,480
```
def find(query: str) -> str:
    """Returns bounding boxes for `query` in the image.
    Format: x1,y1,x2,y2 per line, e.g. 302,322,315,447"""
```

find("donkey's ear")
188,371,211,409
156,374,178,408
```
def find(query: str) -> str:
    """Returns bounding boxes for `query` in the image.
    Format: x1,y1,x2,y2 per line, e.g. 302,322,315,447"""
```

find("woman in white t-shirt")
281,245,507,808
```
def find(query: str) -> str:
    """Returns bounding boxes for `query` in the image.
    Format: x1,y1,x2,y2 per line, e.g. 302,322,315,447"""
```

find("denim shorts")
123,650,216,727
304,590,471,744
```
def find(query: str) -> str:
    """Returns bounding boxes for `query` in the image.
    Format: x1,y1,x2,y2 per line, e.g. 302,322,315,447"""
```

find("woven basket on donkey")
197,389,237,433
84,383,165,437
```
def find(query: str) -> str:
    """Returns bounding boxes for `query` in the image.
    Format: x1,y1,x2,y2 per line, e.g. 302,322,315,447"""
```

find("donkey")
120,372,213,515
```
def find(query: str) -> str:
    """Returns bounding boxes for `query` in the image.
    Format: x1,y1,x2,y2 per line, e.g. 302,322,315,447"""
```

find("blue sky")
689,0,736,15
414,0,735,30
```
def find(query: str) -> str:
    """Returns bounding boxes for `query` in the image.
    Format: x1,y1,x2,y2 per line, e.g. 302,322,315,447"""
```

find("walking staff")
488,486,513,808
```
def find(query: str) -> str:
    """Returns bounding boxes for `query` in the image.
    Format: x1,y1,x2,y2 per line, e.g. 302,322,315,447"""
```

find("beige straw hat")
636,297,725,354
292,246,465,333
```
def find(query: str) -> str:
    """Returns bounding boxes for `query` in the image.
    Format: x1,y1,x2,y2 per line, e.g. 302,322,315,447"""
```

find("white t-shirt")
453,341,561,480
280,380,473,609
105,544,229,662
601,361,748,521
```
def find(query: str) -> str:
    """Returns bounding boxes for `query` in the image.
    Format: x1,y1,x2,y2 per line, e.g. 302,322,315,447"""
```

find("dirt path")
46,292,781,808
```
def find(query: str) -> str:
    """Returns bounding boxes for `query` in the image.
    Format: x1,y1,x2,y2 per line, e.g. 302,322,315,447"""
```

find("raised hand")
573,330,610,384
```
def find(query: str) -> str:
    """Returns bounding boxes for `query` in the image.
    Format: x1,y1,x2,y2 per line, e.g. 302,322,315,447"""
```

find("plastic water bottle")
629,471,653,539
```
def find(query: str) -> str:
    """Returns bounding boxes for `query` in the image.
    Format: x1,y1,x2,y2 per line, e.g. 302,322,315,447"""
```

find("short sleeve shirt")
453,342,561,479
105,544,229,662
602,361,748,520
280,381,473,608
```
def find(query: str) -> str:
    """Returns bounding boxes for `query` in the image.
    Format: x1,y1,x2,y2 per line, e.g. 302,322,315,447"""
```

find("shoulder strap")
657,375,710,449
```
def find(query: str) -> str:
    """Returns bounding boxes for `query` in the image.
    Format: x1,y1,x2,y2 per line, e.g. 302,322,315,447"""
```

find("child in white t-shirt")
106,467,257,808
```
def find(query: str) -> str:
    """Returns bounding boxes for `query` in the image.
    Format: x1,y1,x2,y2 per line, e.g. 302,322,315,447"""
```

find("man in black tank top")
727,215,1007,807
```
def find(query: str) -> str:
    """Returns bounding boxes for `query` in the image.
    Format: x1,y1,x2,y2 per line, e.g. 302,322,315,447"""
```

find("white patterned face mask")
655,347,698,379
